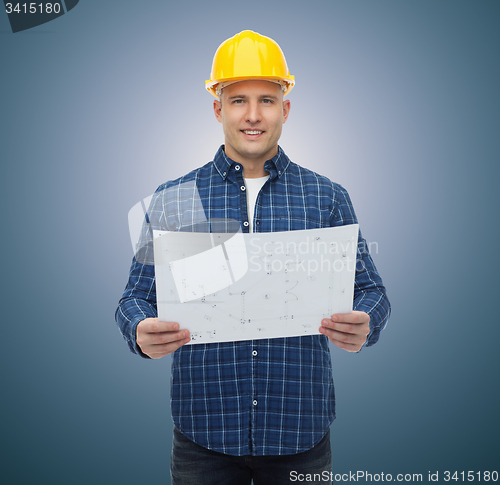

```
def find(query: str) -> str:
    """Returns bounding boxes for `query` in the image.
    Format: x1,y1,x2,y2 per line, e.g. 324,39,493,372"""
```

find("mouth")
241,130,264,139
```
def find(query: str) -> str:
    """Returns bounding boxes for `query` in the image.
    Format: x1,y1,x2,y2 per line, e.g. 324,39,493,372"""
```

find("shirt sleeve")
330,184,391,348
115,257,157,358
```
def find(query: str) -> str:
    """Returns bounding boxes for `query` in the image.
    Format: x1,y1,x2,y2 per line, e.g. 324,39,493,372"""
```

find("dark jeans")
170,426,332,485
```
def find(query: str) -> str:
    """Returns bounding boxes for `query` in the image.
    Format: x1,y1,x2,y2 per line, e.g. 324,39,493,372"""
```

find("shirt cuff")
126,316,152,359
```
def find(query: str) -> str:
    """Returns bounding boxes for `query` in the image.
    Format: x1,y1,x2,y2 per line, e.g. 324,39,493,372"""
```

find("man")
116,30,390,484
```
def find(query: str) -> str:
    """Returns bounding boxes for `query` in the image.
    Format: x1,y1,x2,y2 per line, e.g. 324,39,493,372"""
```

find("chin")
245,151,269,160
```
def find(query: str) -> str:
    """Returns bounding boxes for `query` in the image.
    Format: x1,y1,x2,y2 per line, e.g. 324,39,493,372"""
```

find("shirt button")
235,165,241,171
240,185,246,191
252,350,257,356
256,221,260,225
243,221,249,227
223,172,226,176
253,400,258,406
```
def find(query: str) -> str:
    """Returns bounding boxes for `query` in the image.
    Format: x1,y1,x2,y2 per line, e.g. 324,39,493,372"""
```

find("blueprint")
153,224,359,344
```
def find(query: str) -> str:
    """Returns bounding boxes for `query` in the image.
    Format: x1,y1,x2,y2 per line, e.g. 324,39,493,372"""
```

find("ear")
282,99,291,124
213,99,222,123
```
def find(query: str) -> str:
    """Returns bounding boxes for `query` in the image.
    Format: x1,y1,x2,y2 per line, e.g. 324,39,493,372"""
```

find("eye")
262,99,273,104
232,99,244,104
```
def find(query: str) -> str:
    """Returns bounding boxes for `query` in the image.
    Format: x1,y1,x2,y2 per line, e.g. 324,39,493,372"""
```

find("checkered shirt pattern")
116,145,391,456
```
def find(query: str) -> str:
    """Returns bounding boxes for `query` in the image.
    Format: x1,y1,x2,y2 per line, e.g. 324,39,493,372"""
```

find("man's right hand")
136,318,190,359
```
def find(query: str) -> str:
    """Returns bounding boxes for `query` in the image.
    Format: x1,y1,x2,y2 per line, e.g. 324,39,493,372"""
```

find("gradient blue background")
1,1,499,483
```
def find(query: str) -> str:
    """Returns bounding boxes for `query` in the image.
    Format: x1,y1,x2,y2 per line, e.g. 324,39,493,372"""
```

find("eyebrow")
227,94,280,101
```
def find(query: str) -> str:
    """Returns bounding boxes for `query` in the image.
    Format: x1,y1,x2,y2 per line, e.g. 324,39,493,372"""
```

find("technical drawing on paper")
153,224,359,344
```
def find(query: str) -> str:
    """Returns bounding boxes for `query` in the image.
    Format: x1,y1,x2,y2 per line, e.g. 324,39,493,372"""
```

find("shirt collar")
213,145,290,181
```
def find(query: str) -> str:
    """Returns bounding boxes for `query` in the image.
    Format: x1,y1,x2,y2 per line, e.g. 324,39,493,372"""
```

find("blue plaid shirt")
116,145,390,456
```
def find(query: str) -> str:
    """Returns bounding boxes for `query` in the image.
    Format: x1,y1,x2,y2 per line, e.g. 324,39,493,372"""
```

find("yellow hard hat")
205,30,295,98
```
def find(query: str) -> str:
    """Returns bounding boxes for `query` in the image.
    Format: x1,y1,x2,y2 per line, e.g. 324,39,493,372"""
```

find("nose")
245,101,261,124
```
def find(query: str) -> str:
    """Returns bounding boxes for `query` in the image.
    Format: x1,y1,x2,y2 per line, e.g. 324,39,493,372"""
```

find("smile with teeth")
242,130,263,135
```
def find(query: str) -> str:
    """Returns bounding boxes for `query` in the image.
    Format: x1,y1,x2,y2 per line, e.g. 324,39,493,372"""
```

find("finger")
144,335,191,359
330,311,369,325
328,337,363,353
149,330,190,345
140,318,181,333
321,319,368,337
321,319,355,335
319,326,366,346
138,329,189,349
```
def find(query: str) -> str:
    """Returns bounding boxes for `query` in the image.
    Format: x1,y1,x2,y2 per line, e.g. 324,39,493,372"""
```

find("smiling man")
213,80,290,178
116,30,390,485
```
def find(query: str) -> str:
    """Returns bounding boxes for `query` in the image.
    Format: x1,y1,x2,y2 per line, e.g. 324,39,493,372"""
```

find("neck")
223,144,277,178
241,161,269,178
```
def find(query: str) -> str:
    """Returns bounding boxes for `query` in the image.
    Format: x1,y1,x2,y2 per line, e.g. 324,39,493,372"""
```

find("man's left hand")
319,311,370,352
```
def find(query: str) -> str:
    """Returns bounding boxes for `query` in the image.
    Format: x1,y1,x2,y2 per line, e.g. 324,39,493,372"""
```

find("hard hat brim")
205,76,295,98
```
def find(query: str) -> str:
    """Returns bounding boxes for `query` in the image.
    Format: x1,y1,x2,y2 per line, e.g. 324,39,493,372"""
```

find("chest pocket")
277,210,330,232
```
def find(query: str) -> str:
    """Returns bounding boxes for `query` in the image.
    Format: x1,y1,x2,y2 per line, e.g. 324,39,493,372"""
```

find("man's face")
213,80,291,166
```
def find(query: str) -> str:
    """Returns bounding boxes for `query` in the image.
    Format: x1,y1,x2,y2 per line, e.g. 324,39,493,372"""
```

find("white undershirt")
244,175,270,233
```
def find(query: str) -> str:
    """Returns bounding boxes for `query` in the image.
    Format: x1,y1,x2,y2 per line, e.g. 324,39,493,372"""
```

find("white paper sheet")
154,224,359,344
